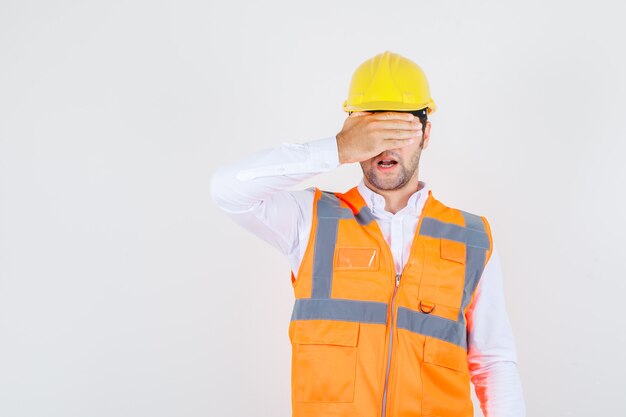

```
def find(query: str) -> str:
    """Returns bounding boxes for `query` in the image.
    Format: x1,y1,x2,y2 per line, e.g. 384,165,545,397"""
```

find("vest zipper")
381,272,401,417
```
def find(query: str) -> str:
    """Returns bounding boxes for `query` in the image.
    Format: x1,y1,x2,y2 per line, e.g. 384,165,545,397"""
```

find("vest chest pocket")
334,246,379,270
292,320,360,403
419,238,467,312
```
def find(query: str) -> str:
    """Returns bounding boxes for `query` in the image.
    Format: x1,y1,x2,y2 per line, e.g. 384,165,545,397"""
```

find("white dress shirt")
210,135,526,417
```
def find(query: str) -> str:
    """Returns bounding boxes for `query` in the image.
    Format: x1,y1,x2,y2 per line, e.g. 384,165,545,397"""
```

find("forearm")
209,135,342,261
471,361,526,417
210,136,340,213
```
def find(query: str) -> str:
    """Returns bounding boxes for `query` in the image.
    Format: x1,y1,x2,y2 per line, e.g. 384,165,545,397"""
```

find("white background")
1,0,625,416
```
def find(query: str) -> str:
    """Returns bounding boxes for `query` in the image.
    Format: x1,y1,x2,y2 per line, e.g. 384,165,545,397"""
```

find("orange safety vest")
288,185,493,417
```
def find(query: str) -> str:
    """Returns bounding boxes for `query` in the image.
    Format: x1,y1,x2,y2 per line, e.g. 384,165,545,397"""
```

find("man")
210,51,525,417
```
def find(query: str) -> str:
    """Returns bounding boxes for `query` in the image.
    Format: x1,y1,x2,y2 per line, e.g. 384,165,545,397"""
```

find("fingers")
379,125,422,149
377,129,421,140
349,111,371,117
382,138,417,149
370,112,421,130
351,111,421,130
372,119,422,131
371,111,415,121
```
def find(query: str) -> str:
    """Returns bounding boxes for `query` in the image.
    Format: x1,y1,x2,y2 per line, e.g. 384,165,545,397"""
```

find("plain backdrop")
1,0,625,416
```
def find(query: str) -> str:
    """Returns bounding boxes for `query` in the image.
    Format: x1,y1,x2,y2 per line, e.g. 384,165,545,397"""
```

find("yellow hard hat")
343,51,436,115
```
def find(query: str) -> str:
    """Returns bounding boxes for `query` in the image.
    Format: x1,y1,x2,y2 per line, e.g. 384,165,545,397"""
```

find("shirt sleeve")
465,243,527,417
209,136,341,270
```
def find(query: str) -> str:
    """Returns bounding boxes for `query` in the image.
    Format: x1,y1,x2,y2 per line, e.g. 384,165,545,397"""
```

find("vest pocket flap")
423,336,466,372
292,320,360,346
440,238,466,264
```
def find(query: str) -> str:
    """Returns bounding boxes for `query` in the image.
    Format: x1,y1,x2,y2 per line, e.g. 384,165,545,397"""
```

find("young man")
210,51,526,417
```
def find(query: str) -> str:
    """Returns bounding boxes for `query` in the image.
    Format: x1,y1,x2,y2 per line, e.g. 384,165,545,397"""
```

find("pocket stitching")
439,238,466,264
423,336,466,372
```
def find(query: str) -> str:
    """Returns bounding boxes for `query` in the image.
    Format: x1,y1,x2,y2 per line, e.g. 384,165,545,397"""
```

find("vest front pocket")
292,320,360,403
421,336,472,416
423,335,465,372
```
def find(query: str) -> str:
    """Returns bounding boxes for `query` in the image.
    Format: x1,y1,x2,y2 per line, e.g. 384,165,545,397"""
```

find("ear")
422,121,432,150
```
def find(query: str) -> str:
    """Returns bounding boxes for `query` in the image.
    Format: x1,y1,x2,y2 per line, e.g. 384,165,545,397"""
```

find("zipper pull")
395,273,401,287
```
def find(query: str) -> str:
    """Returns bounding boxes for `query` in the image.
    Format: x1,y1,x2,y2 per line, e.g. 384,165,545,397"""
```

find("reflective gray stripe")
397,306,466,348
316,190,345,217
460,243,486,350
311,191,375,298
419,217,490,249
354,205,376,226
291,298,388,324
460,209,486,233
310,220,337,298
458,211,488,345
317,190,375,225
311,192,340,299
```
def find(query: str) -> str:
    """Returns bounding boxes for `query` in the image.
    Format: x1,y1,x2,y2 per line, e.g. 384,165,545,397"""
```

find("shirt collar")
357,177,430,217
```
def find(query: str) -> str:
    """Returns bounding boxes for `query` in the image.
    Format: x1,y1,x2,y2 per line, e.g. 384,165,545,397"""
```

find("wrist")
336,134,346,164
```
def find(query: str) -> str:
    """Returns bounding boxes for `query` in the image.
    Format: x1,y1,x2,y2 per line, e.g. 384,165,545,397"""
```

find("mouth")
377,158,398,172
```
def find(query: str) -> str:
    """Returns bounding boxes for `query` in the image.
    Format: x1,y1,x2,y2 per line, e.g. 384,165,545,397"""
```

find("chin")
370,178,400,190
